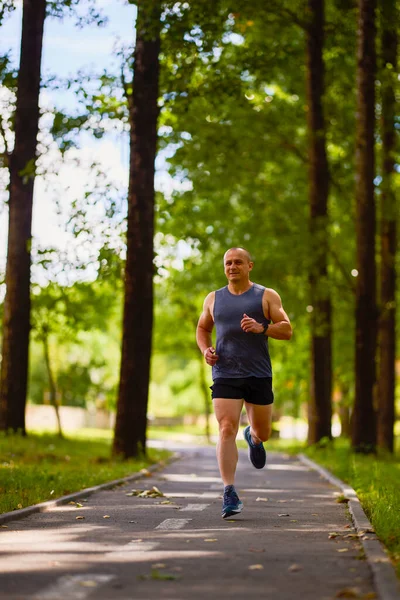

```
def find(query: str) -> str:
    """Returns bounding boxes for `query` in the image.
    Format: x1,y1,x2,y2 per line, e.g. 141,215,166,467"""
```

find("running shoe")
222,486,243,519
243,425,266,469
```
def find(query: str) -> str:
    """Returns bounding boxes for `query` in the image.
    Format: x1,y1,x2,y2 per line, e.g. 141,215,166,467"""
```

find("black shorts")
210,377,274,406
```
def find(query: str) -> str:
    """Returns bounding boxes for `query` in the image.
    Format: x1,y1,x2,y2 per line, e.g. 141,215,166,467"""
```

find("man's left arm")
240,288,292,340
263,288,292,340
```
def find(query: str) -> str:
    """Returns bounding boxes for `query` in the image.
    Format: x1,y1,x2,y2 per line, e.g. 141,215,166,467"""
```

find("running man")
196,247,292,518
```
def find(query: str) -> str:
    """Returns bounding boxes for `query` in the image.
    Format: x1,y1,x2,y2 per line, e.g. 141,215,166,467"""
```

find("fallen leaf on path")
248,564,264,570
335,587,360,598
336,495,350,504
278,513,290,517
138,486,165,498
1,525,8,528
103,515,110,519
75,502,83,508
329,532,340,539
151,563,166,569
75,516,85,520
290,520,298,523
203,538,218,542
129,521,137,524
288,563,302,572
68,501,76,505
79,581,98,588
311,513,318,516
150,570,179,581
140,469,152,477
256,497,268,502
337,548,349,553
160,500,173,505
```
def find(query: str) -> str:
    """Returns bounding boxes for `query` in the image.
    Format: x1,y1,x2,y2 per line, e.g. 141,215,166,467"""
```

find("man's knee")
219,420,239,441
252,423,272,443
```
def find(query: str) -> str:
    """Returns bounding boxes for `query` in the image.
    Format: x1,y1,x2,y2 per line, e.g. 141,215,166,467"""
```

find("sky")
0,0,186,286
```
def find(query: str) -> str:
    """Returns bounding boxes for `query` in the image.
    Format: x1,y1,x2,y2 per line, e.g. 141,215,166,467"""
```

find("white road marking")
34,574,115,600
156,518,192,530
201,491,221,499
180,503,210,512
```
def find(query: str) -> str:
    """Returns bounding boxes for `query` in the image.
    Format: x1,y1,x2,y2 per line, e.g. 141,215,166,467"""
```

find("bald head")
223,247,253,263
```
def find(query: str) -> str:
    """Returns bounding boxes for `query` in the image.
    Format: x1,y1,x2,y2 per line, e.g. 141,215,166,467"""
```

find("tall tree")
305,0,332,444
0,0,46,433
377,0,397,452
352,0,377,452
113,0,161,458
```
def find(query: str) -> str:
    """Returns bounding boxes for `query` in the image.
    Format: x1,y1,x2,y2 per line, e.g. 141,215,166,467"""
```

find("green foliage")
0,431,170,514
305,439,400,577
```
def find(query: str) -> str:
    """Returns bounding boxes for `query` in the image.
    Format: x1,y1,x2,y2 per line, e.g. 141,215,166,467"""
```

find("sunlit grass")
304,438,400,578
0,430,170,515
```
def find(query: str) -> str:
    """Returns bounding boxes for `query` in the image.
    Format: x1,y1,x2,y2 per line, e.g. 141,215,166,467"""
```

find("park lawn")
304,439,400,578
0,430,170,515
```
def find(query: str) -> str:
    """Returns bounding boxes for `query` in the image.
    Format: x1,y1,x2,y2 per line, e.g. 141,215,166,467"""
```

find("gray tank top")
212,283,272,379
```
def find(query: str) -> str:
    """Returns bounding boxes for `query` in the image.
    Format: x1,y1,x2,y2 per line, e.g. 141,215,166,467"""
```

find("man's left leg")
243,403,272,469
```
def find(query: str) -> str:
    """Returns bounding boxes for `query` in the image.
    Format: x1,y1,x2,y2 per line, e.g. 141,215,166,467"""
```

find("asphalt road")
0,445,376,600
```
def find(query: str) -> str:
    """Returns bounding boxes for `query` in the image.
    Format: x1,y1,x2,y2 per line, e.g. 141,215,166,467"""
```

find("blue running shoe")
243,425,266,469
222,485,243,519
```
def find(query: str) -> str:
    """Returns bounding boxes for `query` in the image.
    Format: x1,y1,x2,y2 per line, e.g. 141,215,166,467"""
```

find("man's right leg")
213,398,244,485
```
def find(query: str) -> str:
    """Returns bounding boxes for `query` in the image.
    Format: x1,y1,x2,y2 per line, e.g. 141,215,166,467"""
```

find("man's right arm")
196,292,219,366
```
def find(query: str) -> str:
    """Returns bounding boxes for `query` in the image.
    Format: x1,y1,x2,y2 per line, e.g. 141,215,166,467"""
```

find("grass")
0,430,170,515
302,438,400,578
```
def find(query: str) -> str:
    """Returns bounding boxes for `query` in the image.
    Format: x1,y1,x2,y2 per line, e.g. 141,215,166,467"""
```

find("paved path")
0,446,376,600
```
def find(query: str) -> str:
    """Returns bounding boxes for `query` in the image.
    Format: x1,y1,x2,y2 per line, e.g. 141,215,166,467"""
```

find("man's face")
224,249,253,282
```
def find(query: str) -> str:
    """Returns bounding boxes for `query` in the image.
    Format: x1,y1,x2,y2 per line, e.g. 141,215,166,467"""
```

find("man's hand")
203,346,219,366
240,313,264,334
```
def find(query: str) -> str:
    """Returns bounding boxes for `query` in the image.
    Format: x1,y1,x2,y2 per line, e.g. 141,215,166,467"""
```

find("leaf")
256,497,268,502
203,538,218,542
248,564,264,570
103,515,110,519
79,581,98,588
337,548,349,553
336,495,350,504
278,513,290,517
288,563,302,572
1,525,8,528
329,532,340,539
76,516,85,520
129,521,137,523
290,520,298,523
151,563,166,569
335,588,359,597
75,502,83,508
150,570,179,581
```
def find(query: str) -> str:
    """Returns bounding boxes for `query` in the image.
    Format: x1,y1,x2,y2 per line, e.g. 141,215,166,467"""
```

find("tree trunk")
352,0,377,453
0,0,46,433
305,0,332,445
42,332,63,438
198,353,211,443
377,0,397,453
113,0,161,458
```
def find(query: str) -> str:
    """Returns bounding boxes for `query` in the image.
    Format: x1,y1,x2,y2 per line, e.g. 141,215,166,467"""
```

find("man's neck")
227,280,253,295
